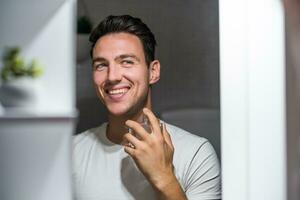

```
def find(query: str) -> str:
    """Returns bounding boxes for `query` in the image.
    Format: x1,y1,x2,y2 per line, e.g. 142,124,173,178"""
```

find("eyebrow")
116,54,140,62
92,57,106,64
92,54,141,64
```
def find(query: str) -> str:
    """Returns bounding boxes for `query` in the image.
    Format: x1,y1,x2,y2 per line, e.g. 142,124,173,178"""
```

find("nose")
107,65,122,83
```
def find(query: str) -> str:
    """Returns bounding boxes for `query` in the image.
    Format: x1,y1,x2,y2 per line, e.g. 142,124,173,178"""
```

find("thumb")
162,123,174,149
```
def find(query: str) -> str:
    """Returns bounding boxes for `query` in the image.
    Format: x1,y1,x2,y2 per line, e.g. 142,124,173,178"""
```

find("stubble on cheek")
125,86,149,117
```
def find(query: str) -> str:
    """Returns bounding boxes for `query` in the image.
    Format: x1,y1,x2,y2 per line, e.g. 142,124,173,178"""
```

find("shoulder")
165,122,210,150
165,122,221,199
165,122,219,171
165,122,217,159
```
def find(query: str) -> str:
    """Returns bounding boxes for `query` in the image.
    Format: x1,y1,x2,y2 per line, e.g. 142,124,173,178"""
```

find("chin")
107,105,131,117
109,110,127,117
107,104,142,118
105,95,148,118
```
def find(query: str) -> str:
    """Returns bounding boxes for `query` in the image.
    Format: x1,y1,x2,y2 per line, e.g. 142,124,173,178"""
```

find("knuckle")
148,139,154,146
148,139,159,148
139,143,148,152
134,149,142,157
156,137,164,144
123,133,130,140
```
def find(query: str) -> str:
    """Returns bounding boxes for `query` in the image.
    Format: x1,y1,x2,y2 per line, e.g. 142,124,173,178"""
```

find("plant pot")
0,78,38,107
76,34,90,62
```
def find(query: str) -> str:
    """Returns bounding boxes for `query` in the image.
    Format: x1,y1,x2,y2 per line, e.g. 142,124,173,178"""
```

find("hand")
123,108,175,189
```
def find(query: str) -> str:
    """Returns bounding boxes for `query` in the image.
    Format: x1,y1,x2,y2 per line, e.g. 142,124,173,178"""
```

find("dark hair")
89,15,157,66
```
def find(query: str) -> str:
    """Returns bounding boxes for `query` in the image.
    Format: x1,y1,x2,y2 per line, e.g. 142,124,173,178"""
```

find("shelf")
0,107,78,119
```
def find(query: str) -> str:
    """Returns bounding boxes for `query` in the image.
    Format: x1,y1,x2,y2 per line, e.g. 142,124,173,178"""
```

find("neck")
106,91,152,144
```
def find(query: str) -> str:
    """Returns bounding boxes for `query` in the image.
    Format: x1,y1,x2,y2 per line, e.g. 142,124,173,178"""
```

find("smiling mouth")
107,88,129,95
105,87,130,100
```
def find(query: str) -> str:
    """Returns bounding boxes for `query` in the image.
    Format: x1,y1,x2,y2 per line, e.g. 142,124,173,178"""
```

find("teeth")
108,88,128,95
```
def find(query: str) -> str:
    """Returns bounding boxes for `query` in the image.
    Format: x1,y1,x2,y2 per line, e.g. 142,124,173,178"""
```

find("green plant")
77,16,93,34
1,47,43,81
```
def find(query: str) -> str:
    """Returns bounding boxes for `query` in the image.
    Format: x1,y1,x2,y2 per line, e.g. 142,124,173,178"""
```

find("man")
73,15,221,200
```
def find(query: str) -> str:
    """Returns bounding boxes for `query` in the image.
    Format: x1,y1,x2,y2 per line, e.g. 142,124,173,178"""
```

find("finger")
123,132,143,148
124,145,135,156
121,138,129,146
162,123,174,149
143,108,161,136
121,136,135,148
125,120,149,141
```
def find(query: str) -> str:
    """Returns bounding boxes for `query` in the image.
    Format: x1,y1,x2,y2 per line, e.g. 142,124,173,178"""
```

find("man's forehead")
92,33,146,62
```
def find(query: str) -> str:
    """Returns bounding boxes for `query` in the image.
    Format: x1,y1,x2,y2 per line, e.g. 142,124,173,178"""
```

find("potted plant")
0,47,43,107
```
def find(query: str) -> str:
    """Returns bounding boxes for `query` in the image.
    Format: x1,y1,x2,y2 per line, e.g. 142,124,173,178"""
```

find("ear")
149,60,160,85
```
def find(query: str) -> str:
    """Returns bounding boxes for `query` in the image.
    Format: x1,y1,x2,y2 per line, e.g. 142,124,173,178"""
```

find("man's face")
92,32,159,117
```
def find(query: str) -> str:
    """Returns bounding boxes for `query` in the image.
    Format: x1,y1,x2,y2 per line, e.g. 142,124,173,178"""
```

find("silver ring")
127,142,135,149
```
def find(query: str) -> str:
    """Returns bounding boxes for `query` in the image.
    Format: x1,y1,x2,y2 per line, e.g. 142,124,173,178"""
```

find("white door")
219,0,288,199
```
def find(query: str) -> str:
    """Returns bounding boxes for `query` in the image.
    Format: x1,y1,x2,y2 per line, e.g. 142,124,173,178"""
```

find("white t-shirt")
73,122,221,200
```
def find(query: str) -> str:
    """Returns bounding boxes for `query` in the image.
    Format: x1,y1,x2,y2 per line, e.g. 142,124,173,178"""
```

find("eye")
121,60,134,65
94,63,108,71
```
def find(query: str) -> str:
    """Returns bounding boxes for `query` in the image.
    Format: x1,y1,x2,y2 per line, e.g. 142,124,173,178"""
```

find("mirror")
74,0,221,199
75,0,221,158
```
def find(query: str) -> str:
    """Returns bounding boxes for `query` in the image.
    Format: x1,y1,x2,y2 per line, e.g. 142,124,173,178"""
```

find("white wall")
219,0,287,199
0,0,76,115
0,1,77,199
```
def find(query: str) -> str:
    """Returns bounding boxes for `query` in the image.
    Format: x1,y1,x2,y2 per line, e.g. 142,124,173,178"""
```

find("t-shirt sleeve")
184,140,222,200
